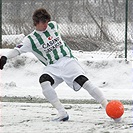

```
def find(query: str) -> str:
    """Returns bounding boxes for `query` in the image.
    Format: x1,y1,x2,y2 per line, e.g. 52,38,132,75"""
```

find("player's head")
32,8,51,26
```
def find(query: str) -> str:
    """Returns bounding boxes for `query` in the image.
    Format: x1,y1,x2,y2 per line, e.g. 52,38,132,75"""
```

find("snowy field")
0,48,133,133
0,102,133,133
0,49,132,100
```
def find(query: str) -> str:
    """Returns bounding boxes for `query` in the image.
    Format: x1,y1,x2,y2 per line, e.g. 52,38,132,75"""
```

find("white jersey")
15,21,74,66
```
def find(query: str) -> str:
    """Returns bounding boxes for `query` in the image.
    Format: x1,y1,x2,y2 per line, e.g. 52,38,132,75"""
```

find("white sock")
101,99,108,109
41,81,66,116
83,80,108,108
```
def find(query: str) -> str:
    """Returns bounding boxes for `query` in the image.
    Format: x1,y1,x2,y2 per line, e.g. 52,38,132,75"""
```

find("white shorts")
43,57,86,91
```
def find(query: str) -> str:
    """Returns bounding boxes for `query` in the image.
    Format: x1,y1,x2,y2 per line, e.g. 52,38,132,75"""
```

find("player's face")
36,21,48,31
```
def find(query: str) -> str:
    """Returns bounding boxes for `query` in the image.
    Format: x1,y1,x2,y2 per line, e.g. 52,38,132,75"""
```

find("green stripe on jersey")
28,36,44,57
60,45,67,56
48,23,55,29
53,49,59,60
64,42,74,58
43,31,50,38
28,36,47,65
34,32,44,44
55,32,58,36
46,53,53,64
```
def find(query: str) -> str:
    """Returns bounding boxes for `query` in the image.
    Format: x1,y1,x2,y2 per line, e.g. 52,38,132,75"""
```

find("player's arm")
0,49,20,70
0,48,20,69
0,37,31,70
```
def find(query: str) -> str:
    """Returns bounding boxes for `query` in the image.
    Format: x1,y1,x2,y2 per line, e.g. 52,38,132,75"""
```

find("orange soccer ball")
106,100,124,119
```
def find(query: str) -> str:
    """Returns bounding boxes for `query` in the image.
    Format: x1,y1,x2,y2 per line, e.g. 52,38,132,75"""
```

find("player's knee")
39,74,54,85
74,75,88,87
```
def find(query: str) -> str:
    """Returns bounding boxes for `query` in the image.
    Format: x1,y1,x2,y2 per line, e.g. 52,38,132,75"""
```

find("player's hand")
0,56,7,70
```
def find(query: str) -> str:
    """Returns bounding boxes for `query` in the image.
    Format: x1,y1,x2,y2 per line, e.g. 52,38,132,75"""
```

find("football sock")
101,99,108,109
41,81,67,116
83,80,108,109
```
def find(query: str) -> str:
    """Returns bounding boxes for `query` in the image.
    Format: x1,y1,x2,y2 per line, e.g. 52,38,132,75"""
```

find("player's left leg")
74,75,108,109
39,74,69,121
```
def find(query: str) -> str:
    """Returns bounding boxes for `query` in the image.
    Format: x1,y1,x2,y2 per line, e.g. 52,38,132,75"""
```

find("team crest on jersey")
48,36,53,40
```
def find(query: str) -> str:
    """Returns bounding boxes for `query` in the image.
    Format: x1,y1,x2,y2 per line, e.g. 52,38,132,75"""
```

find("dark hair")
32,8,51,26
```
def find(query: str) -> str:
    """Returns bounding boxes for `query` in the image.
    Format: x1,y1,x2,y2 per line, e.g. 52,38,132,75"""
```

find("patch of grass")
0,96,132,105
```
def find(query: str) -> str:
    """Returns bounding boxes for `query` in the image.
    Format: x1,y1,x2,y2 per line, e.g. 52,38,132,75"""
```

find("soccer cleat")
52,114,69,122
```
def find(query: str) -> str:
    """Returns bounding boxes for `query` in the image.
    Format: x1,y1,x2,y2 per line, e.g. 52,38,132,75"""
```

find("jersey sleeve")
14,36,32,54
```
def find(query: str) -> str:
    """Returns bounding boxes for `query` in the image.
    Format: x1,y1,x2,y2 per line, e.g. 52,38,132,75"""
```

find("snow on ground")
0,49,132,133
0,102,133,133
0,49,132,100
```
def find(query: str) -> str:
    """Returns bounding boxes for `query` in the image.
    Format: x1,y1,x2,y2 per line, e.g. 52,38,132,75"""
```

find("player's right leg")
74,75,122,122
74,75,108,109
39,74,69,121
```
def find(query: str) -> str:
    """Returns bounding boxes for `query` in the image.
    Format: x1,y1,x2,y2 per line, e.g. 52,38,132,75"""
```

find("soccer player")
0,8,108,121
